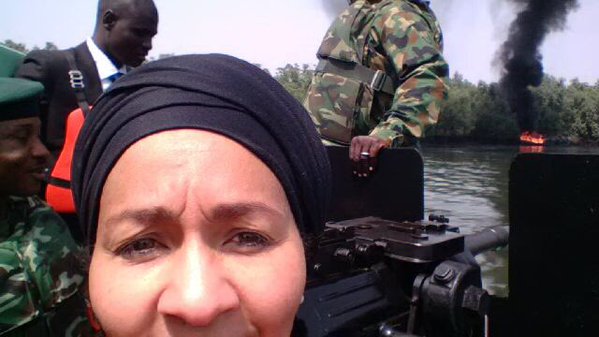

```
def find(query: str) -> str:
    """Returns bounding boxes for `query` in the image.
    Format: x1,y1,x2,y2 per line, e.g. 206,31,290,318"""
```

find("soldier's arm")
368,5,449,147
26,197,95,335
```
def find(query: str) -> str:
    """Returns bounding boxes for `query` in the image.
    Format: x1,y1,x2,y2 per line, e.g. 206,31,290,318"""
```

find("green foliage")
2,39,28,53
273,63,314,102
2,39,58,53
3,38,597,143
470,82,519,141
158,53,175,60
432,73,478,137
431,72,599,143
532,75,567,136
32,42,58,51
565,80,599,140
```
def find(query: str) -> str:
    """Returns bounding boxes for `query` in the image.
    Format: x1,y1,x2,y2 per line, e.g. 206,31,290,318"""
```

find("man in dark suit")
17,0,158,159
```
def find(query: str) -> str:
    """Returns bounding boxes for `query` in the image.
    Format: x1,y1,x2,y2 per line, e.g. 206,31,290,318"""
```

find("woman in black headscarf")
72,54,330,337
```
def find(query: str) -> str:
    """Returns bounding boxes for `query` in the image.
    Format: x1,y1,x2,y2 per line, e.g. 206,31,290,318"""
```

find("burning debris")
520,131,545,145
497,0,579,143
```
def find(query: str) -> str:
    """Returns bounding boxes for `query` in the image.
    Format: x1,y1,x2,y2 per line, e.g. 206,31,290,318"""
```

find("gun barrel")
465,226,509,256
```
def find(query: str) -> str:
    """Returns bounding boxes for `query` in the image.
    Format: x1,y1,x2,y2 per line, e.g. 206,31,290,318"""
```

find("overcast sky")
2,0,597,84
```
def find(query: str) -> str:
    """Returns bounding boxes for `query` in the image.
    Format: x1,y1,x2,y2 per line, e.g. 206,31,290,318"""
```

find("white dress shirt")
86,38,127,91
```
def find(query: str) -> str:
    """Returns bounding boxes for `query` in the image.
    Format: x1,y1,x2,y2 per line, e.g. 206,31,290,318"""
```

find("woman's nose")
156,243,241,327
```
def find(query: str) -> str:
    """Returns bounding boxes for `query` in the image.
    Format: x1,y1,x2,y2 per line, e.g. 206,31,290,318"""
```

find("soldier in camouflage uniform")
304,0,448,176
0,77,93,337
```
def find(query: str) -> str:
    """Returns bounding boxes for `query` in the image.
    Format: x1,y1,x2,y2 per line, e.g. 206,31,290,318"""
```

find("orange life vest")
45,52,94,214
45,107,86,213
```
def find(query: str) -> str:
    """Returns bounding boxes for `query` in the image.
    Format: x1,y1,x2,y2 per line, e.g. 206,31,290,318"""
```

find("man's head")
0,78,50,199
93,0,159,68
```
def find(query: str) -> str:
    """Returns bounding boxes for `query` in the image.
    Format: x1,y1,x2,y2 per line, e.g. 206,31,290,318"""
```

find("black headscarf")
72,54,330,244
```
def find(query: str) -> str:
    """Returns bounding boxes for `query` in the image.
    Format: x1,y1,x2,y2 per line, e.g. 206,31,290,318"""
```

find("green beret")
0,44,24,77
0,77,44,121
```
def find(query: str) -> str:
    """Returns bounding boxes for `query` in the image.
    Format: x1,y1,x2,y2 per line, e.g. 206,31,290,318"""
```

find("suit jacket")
16,42,103,158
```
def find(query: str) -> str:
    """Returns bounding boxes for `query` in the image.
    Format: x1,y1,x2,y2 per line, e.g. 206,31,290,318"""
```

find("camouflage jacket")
0,196,93,337
304,0,449,146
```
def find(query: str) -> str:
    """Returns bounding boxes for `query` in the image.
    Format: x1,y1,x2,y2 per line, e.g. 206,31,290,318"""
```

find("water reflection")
420,145,517,297
418,145,599,296
421,146,515,232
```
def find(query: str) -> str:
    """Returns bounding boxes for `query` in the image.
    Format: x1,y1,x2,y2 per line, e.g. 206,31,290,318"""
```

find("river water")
420,144,599,297
421,145,514,297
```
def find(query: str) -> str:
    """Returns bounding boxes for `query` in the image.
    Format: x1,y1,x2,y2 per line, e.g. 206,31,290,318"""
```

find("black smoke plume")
498,0,579,132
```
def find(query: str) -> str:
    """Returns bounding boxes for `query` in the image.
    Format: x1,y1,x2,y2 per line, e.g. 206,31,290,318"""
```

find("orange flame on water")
520,131,545,145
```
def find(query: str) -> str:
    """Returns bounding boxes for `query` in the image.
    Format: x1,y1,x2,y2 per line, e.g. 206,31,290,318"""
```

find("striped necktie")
107,71,124,84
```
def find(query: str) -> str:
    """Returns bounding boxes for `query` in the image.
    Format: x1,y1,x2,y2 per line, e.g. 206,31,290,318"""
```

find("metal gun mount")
297,217,508,337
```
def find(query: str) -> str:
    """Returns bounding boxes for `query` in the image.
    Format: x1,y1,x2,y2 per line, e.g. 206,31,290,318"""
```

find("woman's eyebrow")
103,206,177,228
103,202,284,227
208,202,285,222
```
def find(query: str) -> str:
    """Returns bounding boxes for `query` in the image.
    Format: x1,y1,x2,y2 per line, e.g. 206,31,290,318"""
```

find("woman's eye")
225,231,271,253
117,238,165,261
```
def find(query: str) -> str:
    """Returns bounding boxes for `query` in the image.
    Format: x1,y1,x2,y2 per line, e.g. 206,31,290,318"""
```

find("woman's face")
91,130,306,337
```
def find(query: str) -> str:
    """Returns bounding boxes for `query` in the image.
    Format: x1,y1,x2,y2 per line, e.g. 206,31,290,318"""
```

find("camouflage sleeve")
26,202,94,337
368,3,449,146
0,197,94,336
26,202,86,309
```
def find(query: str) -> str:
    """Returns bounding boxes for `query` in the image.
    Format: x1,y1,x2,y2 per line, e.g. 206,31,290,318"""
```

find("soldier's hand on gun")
350,136,388,178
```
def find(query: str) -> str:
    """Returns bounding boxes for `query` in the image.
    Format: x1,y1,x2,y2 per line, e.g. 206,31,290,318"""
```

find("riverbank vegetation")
431,73,599,144
272,64,599,145
4,40,597,144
